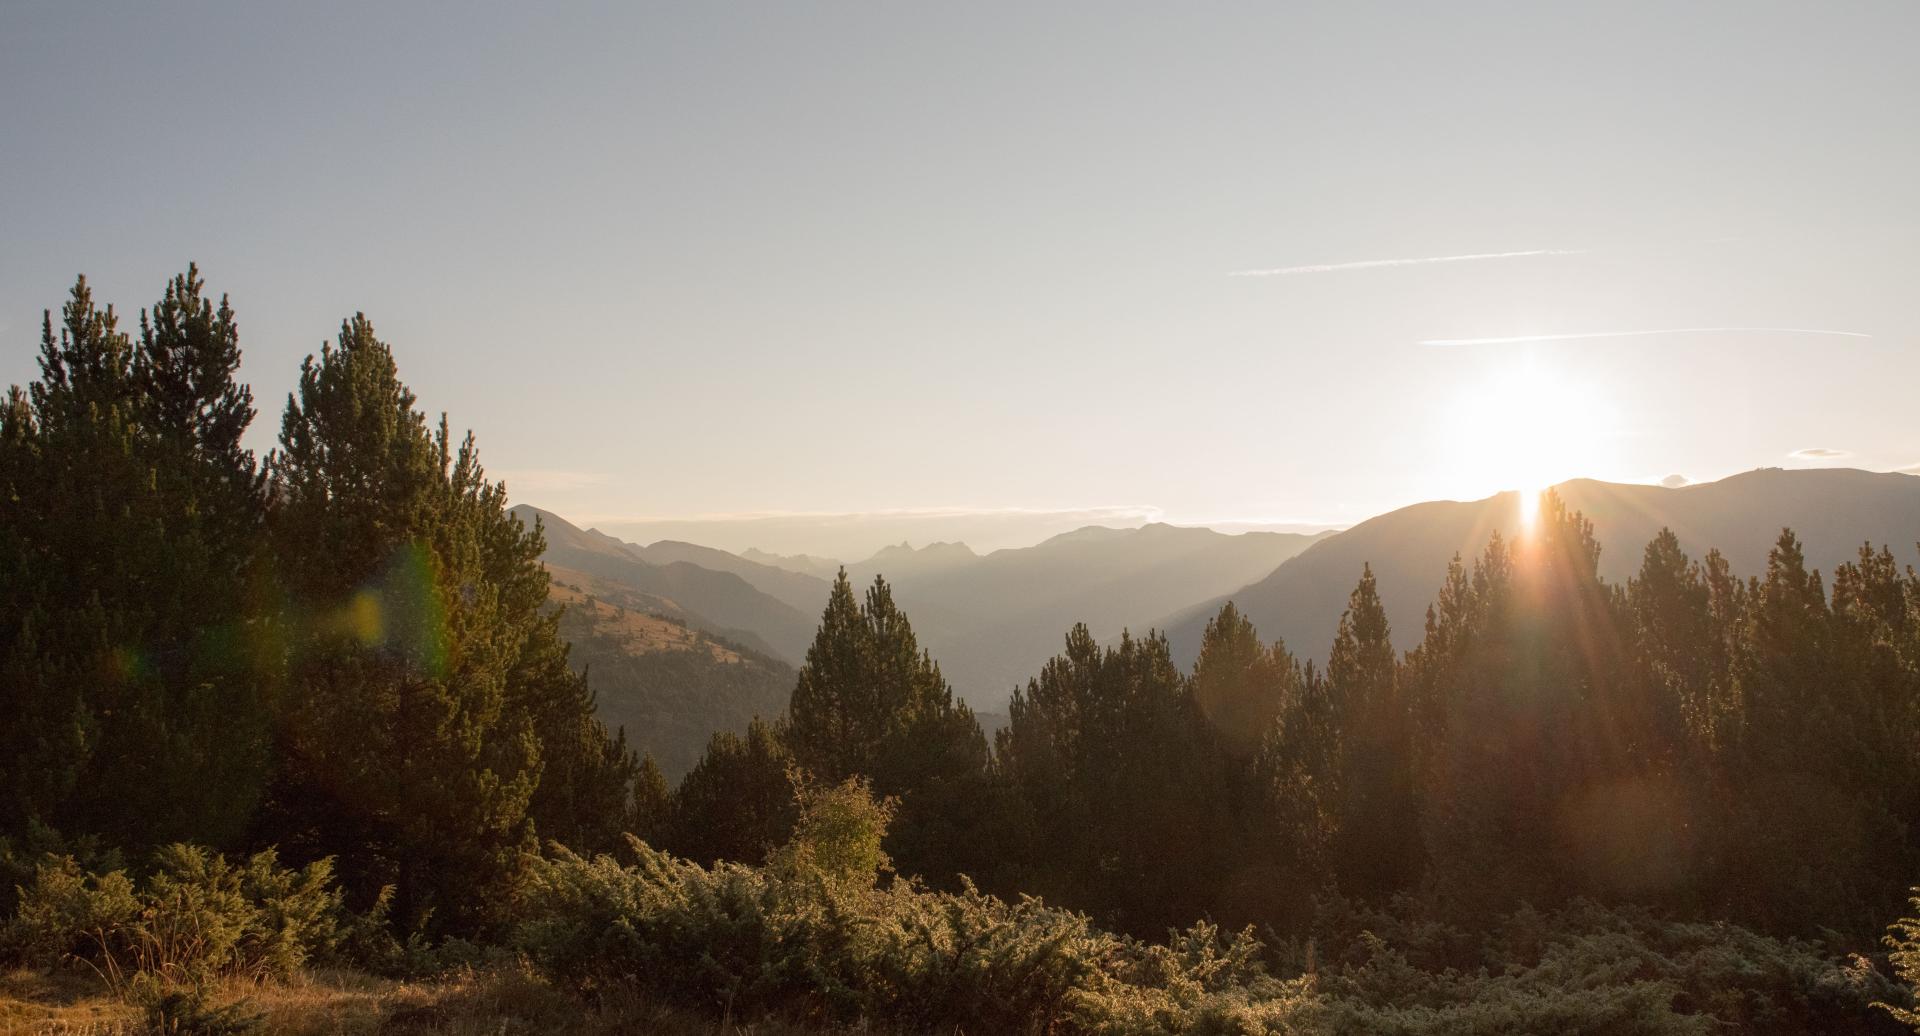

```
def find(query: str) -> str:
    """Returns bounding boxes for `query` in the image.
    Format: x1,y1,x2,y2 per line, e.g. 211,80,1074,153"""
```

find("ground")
0,967,841,1036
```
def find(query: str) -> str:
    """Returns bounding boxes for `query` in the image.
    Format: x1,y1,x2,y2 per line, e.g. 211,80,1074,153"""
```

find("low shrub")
1313,896,1907,1036
1877,887,1920,1032
519,836,1324,1033
3,844,347,983
0,819,126,919
518,800,1907,1036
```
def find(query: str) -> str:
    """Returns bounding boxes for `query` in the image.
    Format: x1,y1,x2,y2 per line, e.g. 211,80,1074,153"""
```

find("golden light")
1516,484,1543,530
1435,354,1617,528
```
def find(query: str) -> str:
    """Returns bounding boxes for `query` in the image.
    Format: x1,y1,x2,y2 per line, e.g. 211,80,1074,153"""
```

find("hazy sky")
5,2,1917,555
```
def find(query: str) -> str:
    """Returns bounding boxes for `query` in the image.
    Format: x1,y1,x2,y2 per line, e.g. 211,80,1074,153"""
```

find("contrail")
1229,247,1588,277
1420,327,1874,347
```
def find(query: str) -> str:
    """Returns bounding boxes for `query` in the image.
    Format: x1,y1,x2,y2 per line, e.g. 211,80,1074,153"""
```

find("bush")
0,819,126,919
520,836,1324,1032
767,770,895,887
1313,897,1906,1036
2,844,347,982
1879,888,1920,1031
3,854,141,967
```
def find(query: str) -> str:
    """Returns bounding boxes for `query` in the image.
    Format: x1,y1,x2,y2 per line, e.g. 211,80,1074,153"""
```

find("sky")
5,2,1918,557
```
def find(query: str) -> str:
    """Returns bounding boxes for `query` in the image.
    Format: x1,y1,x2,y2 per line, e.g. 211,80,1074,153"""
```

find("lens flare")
1517,485,1542,531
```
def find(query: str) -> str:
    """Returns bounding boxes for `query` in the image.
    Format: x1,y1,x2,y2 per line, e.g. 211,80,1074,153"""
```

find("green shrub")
518,834,1321,1033
2,844,347,982
1879,888,1920,1031
1314,897,1905,1036
3,854,141,966
767,770,895,888
517,780,1903,1036
0,819,126,919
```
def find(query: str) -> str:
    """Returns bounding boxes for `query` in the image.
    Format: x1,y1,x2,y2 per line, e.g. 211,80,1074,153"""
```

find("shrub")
2,844,347,982
3,854,141,966
1314,897,1905,1036
0,819,126,919
517,832,1321,1032
1879,888,1920,1031
516,776,1903,1035
767,770,895,888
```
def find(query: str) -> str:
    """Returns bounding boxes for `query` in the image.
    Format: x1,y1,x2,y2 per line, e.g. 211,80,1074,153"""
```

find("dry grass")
546,569,747,663
0,966,867,1036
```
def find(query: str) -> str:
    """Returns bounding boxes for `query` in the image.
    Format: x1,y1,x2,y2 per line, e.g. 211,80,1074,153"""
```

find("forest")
4,269,1920,1034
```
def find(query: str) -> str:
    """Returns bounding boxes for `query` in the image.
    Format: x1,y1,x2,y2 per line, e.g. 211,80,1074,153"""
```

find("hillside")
625,538,833,614
1164,467,1920,667
547,571,793,780
513,504,817,662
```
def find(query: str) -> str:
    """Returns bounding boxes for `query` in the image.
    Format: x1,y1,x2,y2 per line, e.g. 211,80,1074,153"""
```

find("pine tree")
998,626,1227,933
1713,530,1909,934
1735,529,1835,772
667,717,796,866
1191,601,1294,760
0,271,275,851
786,572,867,779
784,570,989,881
1326,564,1420,898
1627,530,1716,762
265,315,626,932
1249,658,1340,922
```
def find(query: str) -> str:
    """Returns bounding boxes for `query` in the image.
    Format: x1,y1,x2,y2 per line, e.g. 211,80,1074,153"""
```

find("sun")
1436,355,1616,529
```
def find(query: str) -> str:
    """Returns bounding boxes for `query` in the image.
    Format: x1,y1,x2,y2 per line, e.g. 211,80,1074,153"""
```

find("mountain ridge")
1162,467,1920,670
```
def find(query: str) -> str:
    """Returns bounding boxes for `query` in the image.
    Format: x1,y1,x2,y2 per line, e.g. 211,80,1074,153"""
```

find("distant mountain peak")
865,540,977,562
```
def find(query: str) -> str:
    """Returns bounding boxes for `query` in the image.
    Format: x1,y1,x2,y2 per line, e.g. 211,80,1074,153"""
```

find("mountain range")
520,467,1920,769
1162,467,1920,669
514,504,1331,705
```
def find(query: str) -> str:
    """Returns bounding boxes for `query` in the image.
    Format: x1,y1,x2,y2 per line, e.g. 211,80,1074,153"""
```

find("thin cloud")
1229,247,1588,278
1789,448,1850,460
1421,327,1873,347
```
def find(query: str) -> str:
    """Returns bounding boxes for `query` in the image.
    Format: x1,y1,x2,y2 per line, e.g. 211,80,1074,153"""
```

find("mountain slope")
1164,468,1920,668
546,576,792,780
625,539,833,615
513,505,817,662
841,523,1333,705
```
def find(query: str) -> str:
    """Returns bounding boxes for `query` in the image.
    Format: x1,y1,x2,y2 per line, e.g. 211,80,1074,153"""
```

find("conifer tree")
1734,530,1836,773
998,626,1227,933
784,571,989,881
1191,601,1294,760
1249,658,1340,919
265,315,628,931
1714,530,1907,934
0,271,274,851
1627,530,1716,762
667,717,796,866
1326,564,1420,897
